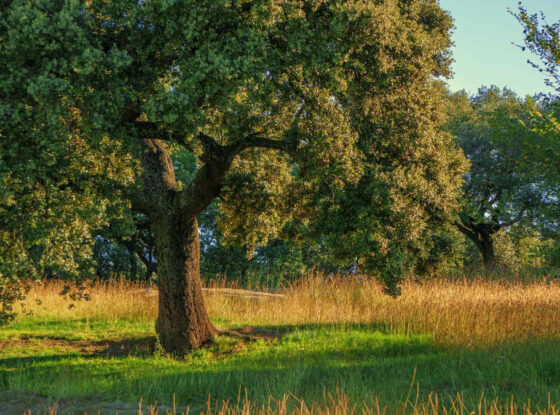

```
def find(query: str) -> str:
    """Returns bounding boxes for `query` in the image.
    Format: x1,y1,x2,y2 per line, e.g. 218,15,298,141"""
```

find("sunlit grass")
2,276,560,414
13,275,560,347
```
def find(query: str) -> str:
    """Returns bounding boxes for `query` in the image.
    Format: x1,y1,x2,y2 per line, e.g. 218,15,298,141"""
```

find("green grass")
2,316,560,414
0,317,154,342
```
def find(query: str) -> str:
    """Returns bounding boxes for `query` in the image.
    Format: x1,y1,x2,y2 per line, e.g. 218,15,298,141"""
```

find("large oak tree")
1,0,463,355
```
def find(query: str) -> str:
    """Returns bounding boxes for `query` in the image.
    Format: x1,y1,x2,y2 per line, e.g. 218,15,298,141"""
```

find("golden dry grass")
10,276,560,414
17,275,560,347
18,278,158,323
196,390,560,415
27,390,560,415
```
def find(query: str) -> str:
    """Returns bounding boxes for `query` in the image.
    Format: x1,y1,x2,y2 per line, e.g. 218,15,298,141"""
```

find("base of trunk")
154,216,217,357
156,311,217,356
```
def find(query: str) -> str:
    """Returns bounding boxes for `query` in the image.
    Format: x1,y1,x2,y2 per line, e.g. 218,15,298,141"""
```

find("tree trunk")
153,214,217,356
455,217,498,273
131,138,225,356
479,233,496,271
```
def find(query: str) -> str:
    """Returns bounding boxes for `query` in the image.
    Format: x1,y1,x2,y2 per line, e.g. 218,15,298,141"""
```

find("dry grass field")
3,275,560,414
18,275,560,347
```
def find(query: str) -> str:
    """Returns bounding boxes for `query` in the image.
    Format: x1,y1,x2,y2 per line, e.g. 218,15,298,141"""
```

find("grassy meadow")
1,276,560,414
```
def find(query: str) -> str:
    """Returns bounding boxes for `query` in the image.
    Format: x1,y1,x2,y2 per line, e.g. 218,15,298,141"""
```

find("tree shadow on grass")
223,321,395,342
0,323,441,412
0,335,158,366
0,320,427,366
112,335,560,413
92,336,158,357
2,323,560,414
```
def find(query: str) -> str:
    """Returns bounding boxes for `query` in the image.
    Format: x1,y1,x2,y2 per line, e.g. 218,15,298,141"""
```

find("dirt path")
132,287,287,300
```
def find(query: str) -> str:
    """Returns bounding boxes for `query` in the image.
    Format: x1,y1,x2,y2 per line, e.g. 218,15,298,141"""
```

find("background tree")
92,213,157,281
2,0,464,355
444,87,557,271
514,4,560,174
303,79,467,295
514,4,560,271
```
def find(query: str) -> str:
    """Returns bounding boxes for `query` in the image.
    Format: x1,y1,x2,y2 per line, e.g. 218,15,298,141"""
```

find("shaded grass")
2,319,560,414
0,317,153,343
2,278,560,413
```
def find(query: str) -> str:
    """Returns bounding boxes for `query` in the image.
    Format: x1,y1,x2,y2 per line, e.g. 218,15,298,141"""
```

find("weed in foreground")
19,390,560,415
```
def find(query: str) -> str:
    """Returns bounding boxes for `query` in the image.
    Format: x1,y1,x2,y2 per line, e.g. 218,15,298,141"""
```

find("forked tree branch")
134,120,300,217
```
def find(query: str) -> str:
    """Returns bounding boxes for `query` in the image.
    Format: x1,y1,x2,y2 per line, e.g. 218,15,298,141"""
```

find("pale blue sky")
440,0,560,96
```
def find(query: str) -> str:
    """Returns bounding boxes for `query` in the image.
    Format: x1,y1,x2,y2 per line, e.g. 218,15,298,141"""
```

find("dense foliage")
1,0,558,342
444,87,558,270
0,0,471,353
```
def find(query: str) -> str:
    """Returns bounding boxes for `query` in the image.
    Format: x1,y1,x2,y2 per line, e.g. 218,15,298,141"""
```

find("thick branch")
127,188,152,215
458,213,504,235
454,220,478,241
134,121,193,151
135,121,298,159
198,133,223,163
173,132,232,217
134,121,299,218
232,134,298,155
174,132,297,217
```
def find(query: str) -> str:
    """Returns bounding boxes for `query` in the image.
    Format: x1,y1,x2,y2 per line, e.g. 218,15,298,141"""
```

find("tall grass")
16,274,560,347
23,390,560,415
8,275,560,414
17,278,158,323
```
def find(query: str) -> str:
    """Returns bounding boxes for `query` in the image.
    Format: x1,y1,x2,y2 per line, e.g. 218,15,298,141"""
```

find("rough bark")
478,232,496,270
137,139,219,356
129,131,294,355
153,215,217,355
